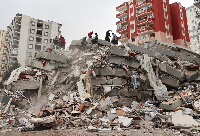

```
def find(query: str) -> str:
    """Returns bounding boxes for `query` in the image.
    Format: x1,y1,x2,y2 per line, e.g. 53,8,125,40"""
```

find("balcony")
37,26,43,30
12,44,19,48
136,0,152,9
35,44,41,51
15,21,21,26
14,29,20,33
36,38,42,44
116,18,127,25
10,53,18,57
137,9,153,17
38,19,43,24
137,18,154,26
194,0,200,9
13,36,19,41
116,3,127,11
138,27,154,35
116,11,127,18
117,26,128,34
119,35,128,43
36,34,42,37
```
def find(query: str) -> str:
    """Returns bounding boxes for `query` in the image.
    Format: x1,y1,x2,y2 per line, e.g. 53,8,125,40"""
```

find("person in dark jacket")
105,30,112,42
92,33,98,45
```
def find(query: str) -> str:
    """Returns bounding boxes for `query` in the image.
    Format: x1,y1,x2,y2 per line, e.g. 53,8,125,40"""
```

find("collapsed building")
0,38,199,134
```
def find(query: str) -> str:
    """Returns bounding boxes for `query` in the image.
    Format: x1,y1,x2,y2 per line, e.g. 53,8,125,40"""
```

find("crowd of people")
87,30,118,45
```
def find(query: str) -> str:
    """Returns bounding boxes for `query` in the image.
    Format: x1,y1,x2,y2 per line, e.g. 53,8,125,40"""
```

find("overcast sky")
0,0,194,47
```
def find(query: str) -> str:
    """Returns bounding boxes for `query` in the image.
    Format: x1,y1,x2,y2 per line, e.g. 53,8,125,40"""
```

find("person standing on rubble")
88,31,93,38
105,30,112,42
111,33,118,45
81,37,87,50
53,36,59,46
92,33,98,46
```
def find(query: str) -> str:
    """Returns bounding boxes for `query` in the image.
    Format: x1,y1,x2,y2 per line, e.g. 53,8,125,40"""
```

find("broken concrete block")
122,59,140,68
36,51,68,63
112,77,122,85
110,46,125,56
106,114,118,122
118,116,133,127
160,75,180,87
160,98,183,111
172,114,199,128
7,80,40,90
48,94,55,101
32,60,56,71
159,63,183,79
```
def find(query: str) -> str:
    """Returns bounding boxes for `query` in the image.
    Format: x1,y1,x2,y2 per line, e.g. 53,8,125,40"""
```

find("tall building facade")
6,13,62,68
186,5,200,54
170,3,190,49
194,0,200,9
116,0,190,49
0,30,7,81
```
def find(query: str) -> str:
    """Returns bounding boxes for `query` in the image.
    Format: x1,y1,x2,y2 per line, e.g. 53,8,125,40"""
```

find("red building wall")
170,3,182,40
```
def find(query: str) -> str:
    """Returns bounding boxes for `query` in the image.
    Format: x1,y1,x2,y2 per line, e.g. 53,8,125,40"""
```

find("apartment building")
186,5,200,54
194,0,200,9
170,3,190,49
0,30,7,81
6,13,62,68
116,0,190,49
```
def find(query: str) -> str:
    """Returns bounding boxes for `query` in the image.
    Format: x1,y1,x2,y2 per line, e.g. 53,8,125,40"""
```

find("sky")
0,0,194,48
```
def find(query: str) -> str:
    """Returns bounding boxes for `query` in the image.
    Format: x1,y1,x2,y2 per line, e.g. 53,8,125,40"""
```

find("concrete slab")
172,114,199,128
32,60,56,71
7,80,40,90
160,75,180,87
36,51,68,63
110,46,125,56
160,98,182,111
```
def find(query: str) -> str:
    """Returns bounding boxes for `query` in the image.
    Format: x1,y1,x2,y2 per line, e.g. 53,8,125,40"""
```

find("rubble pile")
0,38,199,135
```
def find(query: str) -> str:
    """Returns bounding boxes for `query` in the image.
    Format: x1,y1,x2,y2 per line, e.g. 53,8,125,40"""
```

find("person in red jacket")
88,31,93,38
59,35,66,49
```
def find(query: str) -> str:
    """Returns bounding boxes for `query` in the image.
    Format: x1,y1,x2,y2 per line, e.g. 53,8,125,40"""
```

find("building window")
30,29,35,34
31,21,35,26
44,39,48,44
164,7,167,12
29,36,34,41
45,24,49,29
165,24,169,29
44,31,48,36
28,44,33,49
167,34,170,39
129,4,133,9
28,52,32,57
131,29,135,33
150,33,155,37
181,17,183,20
130,12,134,16
130,20,134,25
